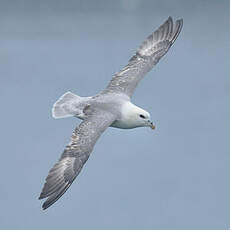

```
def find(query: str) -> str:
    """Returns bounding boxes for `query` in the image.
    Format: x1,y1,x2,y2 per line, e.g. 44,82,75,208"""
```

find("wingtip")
176,18,183,35
166,16,173,26
38,193,44,200
41,198,53,210
42,203,49,210
176,18,183,27
170,18,183,43
39,194,49,210
168,16,183,27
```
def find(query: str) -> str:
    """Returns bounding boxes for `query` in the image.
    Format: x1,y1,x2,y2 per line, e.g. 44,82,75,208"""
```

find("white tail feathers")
52,91,82,119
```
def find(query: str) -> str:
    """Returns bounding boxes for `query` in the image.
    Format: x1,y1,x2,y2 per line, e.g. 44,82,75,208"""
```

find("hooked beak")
148,121,155,130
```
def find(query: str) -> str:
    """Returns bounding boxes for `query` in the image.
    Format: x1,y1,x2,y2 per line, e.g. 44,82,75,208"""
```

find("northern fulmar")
39,17,183,209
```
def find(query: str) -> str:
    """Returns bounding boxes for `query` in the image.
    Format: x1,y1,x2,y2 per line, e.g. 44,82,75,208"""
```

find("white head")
132,106,155,129
119,102,155,129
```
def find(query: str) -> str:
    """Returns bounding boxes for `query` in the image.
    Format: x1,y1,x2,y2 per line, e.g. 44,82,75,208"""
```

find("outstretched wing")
104,17,183,97
39,109,116,210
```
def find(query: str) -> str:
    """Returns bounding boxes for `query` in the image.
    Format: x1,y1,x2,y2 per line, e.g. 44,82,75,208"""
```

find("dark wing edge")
104,17,183,97
39,110,116,210
137,17,183,57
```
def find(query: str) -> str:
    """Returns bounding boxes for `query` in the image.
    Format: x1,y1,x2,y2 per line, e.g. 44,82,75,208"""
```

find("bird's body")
53,91,151,129
39,17,183,209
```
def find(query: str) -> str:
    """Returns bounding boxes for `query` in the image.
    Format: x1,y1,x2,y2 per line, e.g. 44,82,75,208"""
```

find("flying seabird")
39,17,183,209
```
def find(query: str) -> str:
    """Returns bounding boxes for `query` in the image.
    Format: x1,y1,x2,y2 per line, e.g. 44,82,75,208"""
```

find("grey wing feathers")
137,17,182,57
39,110,116,210
104,17,183,97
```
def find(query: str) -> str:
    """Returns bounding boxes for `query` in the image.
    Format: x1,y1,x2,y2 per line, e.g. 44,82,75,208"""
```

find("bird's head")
136,109,155,129
121,102,155,129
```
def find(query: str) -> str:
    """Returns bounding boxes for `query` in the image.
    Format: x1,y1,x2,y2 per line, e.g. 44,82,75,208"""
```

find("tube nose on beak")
150,122,155,130
148,121,155,130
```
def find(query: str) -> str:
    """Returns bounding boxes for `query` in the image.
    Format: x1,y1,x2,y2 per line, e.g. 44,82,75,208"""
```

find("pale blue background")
0,0,230,229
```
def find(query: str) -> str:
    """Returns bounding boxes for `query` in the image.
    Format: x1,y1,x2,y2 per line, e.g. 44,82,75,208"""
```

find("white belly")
110,120,138,129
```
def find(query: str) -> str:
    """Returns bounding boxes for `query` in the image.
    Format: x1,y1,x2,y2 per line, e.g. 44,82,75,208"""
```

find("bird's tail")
52,91,83,119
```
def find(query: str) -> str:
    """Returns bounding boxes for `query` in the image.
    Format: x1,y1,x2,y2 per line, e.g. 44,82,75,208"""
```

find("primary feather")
104,17,183,97
39,110,116,209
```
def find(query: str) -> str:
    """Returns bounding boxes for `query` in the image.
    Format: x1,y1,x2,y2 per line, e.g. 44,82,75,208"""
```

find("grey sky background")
0,0,230,229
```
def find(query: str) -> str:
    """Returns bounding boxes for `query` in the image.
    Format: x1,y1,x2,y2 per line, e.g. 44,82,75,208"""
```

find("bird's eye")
139,114,145,119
